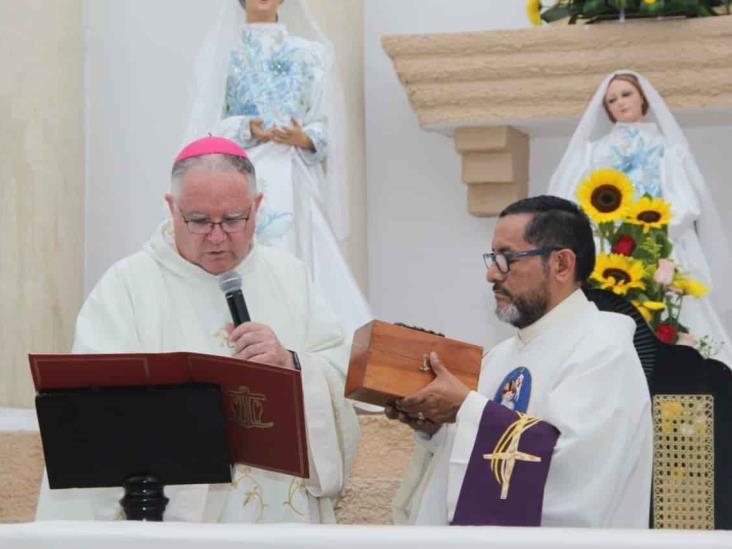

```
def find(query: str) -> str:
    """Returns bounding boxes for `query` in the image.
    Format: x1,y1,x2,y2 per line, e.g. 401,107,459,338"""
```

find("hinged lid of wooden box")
345,320,483,406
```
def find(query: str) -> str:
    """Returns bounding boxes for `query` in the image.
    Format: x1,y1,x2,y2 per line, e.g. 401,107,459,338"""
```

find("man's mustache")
493,284,513,299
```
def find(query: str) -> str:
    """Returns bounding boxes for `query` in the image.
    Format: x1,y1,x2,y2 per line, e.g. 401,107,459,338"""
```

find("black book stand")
36,383,232,521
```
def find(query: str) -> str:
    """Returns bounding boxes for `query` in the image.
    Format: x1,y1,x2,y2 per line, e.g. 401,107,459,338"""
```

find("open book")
29,352,308,479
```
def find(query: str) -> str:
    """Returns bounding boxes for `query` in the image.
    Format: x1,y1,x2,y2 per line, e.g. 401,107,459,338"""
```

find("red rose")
655,323,677,344
611,234,636,256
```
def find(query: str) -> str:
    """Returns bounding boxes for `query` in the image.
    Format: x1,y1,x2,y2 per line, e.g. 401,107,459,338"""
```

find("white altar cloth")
1,521,731,549
0,408,38,431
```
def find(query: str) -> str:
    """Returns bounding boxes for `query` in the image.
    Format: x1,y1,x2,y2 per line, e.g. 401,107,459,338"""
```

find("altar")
2,521,731,549
3,0,732,542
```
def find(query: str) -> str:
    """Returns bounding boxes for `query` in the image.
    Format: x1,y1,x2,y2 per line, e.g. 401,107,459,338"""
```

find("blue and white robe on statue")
214,23,371,336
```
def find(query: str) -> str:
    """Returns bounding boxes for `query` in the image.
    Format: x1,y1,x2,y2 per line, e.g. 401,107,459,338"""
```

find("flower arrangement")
576,168,717,354
527,0,731,26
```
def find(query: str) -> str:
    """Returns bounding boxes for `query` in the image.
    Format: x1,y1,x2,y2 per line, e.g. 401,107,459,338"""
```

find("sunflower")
591,253,646,296
672,277,709,298
631,300,653,322
642,300,666,311
526,0,542,26
625,196,672,233
576,168,634,224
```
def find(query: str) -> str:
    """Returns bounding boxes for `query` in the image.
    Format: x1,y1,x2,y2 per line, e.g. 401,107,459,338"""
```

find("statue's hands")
250,118,274,142
226,322,295,369
396,352,471,425
272,118,314,150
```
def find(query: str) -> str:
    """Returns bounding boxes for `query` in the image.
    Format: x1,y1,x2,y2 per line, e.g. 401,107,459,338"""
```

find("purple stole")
451,401,559,526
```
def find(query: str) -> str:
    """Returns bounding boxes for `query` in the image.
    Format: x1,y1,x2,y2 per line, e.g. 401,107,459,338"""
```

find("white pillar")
0,0,84,407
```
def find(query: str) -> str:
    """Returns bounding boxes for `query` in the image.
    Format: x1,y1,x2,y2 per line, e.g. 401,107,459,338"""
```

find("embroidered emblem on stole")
452,401,559,526
494,367,532,413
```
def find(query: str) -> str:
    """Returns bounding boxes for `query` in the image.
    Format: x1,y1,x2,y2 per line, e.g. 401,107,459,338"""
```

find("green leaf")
658,235,673,258
609,0,632,8
626,224,645,241
567,1,585,15
662,0,701,13
541,5,571,22
634,249,655,263
582,0,613,16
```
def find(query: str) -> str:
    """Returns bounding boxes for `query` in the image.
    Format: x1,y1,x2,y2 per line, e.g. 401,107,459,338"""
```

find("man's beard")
493,283,549,329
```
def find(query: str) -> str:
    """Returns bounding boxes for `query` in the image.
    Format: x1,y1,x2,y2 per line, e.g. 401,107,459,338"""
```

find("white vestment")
35,221,359,524
394,290,653,528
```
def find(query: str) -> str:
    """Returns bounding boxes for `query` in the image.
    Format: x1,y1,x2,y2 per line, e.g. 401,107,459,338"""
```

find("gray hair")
170,153,257,200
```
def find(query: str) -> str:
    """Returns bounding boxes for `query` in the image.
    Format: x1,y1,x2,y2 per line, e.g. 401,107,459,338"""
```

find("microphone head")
218,270,242,294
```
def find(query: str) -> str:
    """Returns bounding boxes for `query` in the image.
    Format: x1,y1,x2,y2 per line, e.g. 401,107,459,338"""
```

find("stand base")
120,475,169,521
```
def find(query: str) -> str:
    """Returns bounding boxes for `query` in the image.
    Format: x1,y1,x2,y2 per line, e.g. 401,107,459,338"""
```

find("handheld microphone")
218,271,250,326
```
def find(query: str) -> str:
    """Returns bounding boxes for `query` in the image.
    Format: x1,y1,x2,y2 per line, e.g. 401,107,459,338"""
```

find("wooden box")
345,320,483,406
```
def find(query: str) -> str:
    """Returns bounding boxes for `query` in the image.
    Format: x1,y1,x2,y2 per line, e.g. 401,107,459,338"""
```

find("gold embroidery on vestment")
482,413,542,500
283,477,306,517
231,465,267,522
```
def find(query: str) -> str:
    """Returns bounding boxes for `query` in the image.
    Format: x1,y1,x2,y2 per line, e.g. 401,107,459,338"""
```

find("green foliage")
633,232,662,263
583,0,612,16
541,5,572,22
608,0,633,10
533,0,731,23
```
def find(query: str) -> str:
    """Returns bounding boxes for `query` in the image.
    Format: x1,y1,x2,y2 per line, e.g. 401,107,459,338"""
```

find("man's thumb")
428,352,448,376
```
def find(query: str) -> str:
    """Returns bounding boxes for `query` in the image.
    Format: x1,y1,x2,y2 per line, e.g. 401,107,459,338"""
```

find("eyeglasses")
482,247,561,274
176,204,252,235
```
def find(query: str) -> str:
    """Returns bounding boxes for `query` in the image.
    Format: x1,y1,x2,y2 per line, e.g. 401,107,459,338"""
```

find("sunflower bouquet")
527,0,730,26
576,168,715,352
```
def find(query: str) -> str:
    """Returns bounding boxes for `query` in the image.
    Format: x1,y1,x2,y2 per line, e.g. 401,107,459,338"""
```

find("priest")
35,136,359,523
389,196,653,528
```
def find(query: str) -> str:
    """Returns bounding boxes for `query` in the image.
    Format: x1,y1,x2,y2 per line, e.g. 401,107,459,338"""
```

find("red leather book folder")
29,352,309,478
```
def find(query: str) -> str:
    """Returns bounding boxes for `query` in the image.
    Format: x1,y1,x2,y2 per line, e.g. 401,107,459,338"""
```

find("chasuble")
35,221,359,524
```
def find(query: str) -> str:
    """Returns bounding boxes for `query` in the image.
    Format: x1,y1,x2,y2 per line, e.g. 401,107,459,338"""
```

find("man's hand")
384,403,441,437
226,322,295,369
272,118,314,150
396,352,471,425
250,118,273,142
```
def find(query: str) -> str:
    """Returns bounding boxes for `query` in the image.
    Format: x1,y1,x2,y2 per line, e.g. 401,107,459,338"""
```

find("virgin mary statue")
183,0,371,335
547,70,732,367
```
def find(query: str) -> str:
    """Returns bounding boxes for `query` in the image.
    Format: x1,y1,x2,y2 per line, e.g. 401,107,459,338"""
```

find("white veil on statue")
548,69,732,320
183,0,350,241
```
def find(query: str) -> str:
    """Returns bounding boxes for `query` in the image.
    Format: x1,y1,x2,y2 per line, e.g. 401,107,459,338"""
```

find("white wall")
83,0,368,294
365,0,532,348
83,0,209,290
364,0,732,349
